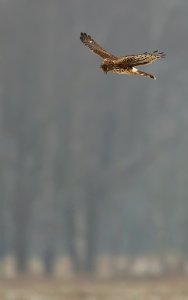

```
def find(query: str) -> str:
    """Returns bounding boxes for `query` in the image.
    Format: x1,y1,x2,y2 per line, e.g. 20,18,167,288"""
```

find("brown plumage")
80,32,166,79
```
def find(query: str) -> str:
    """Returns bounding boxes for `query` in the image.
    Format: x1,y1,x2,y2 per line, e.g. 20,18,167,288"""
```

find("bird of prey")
80,32,166,79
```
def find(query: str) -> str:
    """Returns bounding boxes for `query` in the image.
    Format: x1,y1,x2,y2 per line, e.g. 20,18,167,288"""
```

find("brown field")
0,277,188,300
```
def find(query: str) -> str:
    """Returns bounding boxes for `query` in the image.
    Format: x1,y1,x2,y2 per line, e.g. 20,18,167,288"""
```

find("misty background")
0,0,188,278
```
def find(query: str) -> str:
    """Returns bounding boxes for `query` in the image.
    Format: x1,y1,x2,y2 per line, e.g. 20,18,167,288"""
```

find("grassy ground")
0,277,188,300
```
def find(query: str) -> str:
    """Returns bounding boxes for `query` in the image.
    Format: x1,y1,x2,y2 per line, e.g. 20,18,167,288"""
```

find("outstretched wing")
80,32,117,59
116,50,166,67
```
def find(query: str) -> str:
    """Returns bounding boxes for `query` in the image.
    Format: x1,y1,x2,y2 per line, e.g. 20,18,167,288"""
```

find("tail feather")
132,67,156,79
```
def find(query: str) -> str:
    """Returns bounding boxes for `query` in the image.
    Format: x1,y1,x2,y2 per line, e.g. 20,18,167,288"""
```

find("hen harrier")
80,32,166,79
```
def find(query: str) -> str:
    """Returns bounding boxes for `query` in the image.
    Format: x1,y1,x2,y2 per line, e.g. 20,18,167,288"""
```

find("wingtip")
80,32,88,39
159,52,166,58
152,50,166,58
80,32,84,41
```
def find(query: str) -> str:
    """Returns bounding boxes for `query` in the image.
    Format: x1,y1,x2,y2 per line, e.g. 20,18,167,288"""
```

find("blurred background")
0,0,188,280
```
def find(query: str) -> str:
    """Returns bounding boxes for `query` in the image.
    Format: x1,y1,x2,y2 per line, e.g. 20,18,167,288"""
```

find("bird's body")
80,32,166,79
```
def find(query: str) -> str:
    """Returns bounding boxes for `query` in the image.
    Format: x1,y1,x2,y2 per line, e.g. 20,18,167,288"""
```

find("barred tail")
132,67,156,79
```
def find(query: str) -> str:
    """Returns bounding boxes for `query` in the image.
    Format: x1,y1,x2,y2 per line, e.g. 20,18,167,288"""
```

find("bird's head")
100,64,108,73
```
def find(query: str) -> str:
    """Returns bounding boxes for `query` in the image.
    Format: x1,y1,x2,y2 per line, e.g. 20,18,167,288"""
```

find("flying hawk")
80,32,166,79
